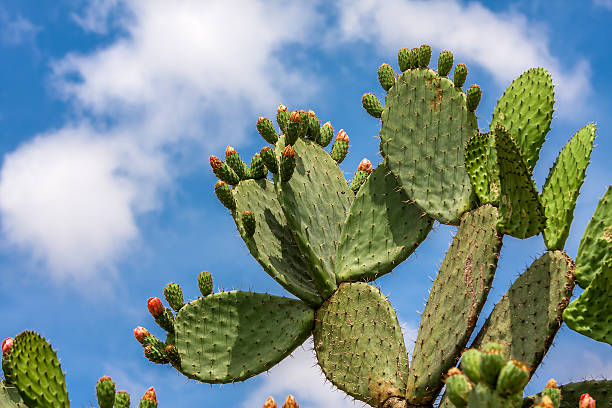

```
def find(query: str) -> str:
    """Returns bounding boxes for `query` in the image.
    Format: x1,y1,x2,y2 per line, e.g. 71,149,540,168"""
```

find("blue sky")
0,1,610,407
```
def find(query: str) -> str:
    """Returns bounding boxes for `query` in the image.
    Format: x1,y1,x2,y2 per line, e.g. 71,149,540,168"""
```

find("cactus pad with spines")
438,50,453,77
522,380,612,408
490,68,554,172
454,64,467,88
407,205,502,404
378,64,395,91
362,93,383,118
379,66,478,225
232,179,322,307
541,124,596,250
314,282,409,406
276,138,352,299
471,251,575,373
465,132,493,204
0,382,27,408
336,162,433,283
174,291,313,383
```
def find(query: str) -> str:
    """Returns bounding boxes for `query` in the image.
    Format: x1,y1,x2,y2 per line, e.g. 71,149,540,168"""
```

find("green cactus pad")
380,67,478,225
465,132,493,205
3,331,69,408
362,93,384,118
276,138,352,299
541,124,596,250
522,380,612,408
575,185,611,288
0,382,27,408
563,258,612,345
471,251,575,373
313,282,409,406
438,50,453,77
232,179,322,307
490,68,554,172
174,291,313,383
378,64,395,91
336,163,433,283
493,129,546,238
407,205,502,404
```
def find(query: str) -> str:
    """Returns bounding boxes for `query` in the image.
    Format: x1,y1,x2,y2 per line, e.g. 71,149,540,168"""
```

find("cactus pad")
232,179,322,307
336,163,433,283
465,132,493,205
314,282,409,406
490,68,554,172
407,205,502,404
471,251,575,373
175,291,314,383
380,67,478,225
541,124,596,250
0,382,26,408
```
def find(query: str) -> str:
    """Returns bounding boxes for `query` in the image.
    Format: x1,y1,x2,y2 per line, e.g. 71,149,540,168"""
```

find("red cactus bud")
580,393,596,408
2,337,14,356
289,110,301,123
358,158,372,173
308,110,316,118
545,379,558,388
98,375,112,382
264,396,278,408
209,155,222,171
134,327,150,343
323,121,332,129
147,297,164,317
142,387,157,402
277,104,287,113
225,145,237,157
282,145,295,158
282,395,299,408
336,129,349,143
215,180,226,189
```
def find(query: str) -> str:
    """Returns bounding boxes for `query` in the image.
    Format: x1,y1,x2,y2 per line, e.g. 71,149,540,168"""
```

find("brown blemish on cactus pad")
425,77,443,112
463,253,479,329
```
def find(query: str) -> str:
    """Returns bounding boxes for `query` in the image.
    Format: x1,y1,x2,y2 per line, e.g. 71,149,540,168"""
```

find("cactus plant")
126,45,611,408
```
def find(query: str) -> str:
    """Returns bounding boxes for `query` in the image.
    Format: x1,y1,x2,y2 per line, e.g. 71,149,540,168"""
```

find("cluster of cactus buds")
263,395,299,408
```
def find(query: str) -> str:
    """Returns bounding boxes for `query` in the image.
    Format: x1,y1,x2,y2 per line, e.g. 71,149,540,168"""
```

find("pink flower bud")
133,327,150,343
580,393,596,408
336,129,349,143
142,386,157,402
357,158,372,173
147,297,164,317
2,337,13,356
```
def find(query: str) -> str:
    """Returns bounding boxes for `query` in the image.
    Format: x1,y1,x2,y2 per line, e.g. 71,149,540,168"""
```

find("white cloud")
71,0,123,34
333,0,591,116
0,7,40,46
594,0,612,10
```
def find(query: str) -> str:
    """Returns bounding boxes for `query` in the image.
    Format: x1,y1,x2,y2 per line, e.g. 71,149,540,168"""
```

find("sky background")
0,1,610,407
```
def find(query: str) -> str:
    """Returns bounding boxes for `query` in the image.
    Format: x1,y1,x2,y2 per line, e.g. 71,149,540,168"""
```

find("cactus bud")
317,122,334,147
215,180,236,211
96,376,116,408
579,393,596,408
460,348,482,383
163,282,185,312
350,158,373,193
496,360,530,396
418,44,432,68
378,63,395,91
209,154,222,171
134,327,150,344
257,117,278,144
198,271,213,296
535,395,555,408
280,145,296,182
277,104,290,134
260,146,278,174
225,146,250,180
445,368,472,408
147,297,164,318
144,344,168,365
454,63,468,88
330,130,349,164
358,158,372,173
1,337,13,356
164,344,181,368
210,155,240,185
264,396,278,408
282,395,299,408
398,47,411,72
298,110,309,138
409,47,419,69
148,298,174,333
286,110,301,145
114,390,131,408
438,50,453,77
480,342,507,388
138,387,158,408
466,84,482,112
249,153,267,179
542,379,561,408
306,110,320,140
362,93,383,118
242,210,256,237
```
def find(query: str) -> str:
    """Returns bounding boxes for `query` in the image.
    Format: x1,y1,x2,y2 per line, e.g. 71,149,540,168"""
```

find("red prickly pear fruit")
96,376,116,408
163,282,185,312
282,395,299,408
198,271,213,296
466,84,482,112
330,130,349,164
257,117,278,144
263,396,278,408
277,104,290,134
147,297,164,318
214,180,236,211
454,63,468,88
1,337,13,356
418,43,432,68
580,393,596,408
286,110,301,145
280,145,296,182
242,210,256,237
134,327,150,344
361,93,383,118
260,146,278,174
143,387,157,401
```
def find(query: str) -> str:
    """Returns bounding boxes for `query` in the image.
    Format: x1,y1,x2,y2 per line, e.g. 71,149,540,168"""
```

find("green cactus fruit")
378,63,395,91
0,381,28,407
298,110,309,139
398,47,411,72
541,379,561,408
142,334,165,353
575,185,611,288
249,153,267,180
418,43,432,67
409,47,419,69
337,162,433,283
465,132,493,204
438,50,453,76
113,391,130,408
362,93,383,118
317,121,334,147
460,348,483,384
225,146,250,180
407,205,501,404
259,146,278,174
466,84,482,112
380,65,478,225
256,117,278,144
479,343,507,388
163,282,185,312
214,180,236,211
330,129,349,163
231,177,322,307
348,158,372,193
174,291,314,383
96,376,116,408
147,297,174,333
209,155,240,185
280,144,296,182
2,331,69,408
472,251,575,374
306,110,320,140
164,344,181,368
197,271,213,296
563,258,612,345
490,68,554,172
454,63,468,88
241,210,256,237
444,368,472,408
144,344,168,364
496,360,530,396
468,383,505,408
286,110,301,145
314,282,409,406
137,388,157,408
276,104,289,134
541,124,596,250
